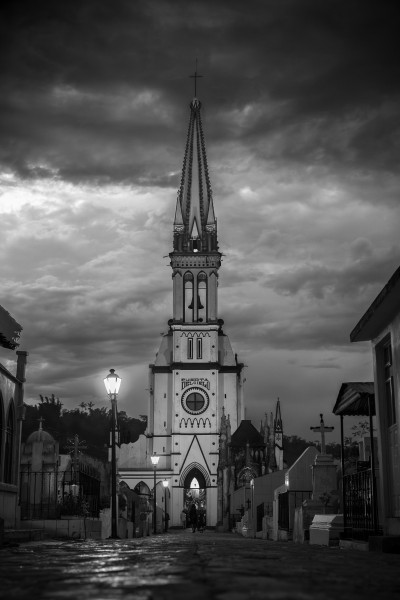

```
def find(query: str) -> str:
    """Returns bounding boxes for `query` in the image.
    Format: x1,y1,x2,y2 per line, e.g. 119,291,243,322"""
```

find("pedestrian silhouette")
189,502,197,533
180,509,187,529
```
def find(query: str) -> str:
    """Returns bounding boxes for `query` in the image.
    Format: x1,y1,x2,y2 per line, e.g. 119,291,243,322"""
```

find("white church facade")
118,95,245,528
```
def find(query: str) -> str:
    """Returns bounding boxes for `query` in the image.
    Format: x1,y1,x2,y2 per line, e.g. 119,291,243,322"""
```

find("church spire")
170,91,222,325
274,398,284,470
173,96,218,254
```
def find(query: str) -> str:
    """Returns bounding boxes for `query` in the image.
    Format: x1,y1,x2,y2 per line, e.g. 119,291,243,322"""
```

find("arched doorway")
183,467,207,528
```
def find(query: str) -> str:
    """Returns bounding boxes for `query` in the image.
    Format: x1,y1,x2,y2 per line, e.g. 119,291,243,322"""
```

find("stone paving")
1,530,400,600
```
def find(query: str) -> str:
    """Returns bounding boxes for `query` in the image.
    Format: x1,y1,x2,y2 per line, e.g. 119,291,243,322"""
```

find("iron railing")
19,466,101,520
343,469,379,540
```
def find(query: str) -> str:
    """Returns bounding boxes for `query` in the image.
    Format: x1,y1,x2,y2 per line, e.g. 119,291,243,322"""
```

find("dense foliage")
22,394,147,461
283,421,370,467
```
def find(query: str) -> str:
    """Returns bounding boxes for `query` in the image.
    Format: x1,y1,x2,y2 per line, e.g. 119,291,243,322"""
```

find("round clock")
181,387,209,415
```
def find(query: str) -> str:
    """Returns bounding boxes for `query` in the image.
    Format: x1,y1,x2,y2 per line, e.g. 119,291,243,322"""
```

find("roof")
332,382,375,416
0,305,22,350
230,420,266,448
26,429,55,444
351,264,400,342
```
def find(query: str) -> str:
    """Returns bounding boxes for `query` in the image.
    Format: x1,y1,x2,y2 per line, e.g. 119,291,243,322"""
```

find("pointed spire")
173,196,184,227
227,414,231,443
174,92,217,252
274,397,283,433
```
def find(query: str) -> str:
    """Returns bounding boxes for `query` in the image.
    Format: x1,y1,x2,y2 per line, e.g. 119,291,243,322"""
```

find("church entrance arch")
182,466,207,528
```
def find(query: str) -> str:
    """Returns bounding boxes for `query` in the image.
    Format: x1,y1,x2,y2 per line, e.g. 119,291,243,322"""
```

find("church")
118,92,283,529
118,92,246,528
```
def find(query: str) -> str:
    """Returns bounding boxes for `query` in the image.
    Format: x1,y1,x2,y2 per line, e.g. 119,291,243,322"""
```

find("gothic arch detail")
180,462,211,488
133,481,151,496
237,466,257,487
179,417,212,429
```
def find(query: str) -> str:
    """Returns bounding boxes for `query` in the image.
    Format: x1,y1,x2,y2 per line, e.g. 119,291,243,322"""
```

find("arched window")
197,272,207,322
134,481,150,496
196,336,202,359
184,272,194,323
187,336,193,359
4,402,15,484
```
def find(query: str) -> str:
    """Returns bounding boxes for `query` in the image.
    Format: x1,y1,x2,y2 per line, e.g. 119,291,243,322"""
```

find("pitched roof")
332,382,375,416
351,264,400,342
230,420,266,447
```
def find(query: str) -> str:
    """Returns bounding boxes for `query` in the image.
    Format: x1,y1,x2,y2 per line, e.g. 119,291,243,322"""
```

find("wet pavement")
1,530,400,600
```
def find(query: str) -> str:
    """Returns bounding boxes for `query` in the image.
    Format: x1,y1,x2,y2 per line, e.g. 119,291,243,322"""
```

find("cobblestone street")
1,531,400,600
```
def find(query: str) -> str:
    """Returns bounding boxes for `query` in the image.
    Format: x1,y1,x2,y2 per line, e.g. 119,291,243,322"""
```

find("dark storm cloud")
265,245,400,300
1,0,399,433
1,0,399,183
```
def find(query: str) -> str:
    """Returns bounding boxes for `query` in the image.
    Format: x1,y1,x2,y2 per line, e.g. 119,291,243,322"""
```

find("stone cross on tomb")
310,413,334,454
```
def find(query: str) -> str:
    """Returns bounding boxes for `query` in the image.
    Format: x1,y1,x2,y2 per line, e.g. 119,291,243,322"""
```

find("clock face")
181,387,209,415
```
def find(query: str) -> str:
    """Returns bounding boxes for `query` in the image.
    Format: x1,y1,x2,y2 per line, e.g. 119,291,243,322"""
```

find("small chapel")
118,91,284,528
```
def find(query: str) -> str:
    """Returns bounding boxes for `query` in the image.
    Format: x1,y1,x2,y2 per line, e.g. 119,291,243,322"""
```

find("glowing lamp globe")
151,454,160,466
104,369,122,396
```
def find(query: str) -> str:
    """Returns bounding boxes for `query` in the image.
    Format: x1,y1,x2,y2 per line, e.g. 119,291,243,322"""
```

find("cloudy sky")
1,0,399,442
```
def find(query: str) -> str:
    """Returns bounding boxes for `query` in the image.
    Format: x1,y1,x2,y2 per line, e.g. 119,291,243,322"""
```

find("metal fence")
343,469,379,540
20,465,101,520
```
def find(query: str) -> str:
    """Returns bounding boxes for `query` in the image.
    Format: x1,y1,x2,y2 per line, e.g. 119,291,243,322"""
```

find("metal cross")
189,59,203,97
65,433,87,482
310,413,334,454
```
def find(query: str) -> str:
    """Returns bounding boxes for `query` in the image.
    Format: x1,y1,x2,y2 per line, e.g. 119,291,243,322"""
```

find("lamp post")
150,453,160,534
162,479,169,532
104,368,122,539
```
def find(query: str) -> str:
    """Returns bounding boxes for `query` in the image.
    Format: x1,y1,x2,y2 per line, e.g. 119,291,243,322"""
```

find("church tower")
146,94,245,527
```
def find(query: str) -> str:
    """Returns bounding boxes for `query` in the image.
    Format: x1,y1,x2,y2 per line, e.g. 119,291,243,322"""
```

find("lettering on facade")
181,378,210,390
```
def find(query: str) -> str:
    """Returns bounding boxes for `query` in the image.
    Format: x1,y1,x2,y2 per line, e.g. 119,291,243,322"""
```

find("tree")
22,397,147,461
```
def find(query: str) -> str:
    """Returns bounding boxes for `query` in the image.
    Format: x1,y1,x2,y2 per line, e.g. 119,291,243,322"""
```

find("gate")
343,469,380,540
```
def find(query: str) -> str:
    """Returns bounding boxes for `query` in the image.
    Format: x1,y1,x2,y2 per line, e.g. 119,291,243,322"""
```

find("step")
369,536,400,554
4,529,45,543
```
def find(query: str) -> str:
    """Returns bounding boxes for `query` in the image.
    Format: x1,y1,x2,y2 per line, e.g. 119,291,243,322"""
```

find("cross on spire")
189,59,203,97
38,416,45,430
310,413,334,454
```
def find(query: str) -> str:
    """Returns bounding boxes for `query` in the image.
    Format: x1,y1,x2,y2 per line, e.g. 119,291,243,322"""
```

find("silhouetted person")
189,502,197,533
180,509,187,529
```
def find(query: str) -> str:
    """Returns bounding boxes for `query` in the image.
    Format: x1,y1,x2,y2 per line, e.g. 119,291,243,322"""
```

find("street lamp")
104,368,122,539
150,453,160,534
162,479,169,532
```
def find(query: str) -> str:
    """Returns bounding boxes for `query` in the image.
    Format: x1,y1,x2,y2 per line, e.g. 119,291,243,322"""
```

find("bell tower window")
184,272,194,323
197,272,207,322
